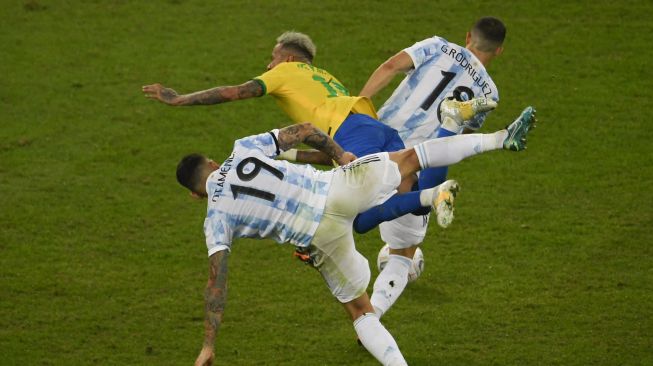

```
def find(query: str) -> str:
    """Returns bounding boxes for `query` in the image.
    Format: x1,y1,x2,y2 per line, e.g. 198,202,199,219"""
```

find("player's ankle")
419,187,438,207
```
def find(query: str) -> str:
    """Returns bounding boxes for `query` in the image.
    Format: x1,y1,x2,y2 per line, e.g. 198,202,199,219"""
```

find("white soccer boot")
439,97,498,132
431,179,460,228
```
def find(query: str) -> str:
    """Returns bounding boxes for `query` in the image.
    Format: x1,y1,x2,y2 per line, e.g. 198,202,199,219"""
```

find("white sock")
419,187,438,207
354,313,408,366
414,131,508,169
370,254,412,318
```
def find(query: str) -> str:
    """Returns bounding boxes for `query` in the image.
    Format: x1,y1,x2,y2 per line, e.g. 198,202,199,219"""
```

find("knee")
397,173,417,193
389,246,418,259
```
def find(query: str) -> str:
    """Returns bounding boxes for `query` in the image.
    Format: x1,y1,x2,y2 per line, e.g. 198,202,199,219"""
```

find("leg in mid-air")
368,104,538,318
354,101,537,234
352,98,496,233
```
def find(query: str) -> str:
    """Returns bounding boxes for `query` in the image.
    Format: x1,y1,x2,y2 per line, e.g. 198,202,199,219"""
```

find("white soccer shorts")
309,153,401,303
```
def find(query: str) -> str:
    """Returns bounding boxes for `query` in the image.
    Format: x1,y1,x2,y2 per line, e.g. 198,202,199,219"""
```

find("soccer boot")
432,180,460,228
440,97,498,124
293,248,314,266
503,106,537,151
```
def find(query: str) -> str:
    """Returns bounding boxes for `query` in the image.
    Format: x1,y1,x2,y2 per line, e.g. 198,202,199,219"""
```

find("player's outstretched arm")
278,148,332,166
195,250,230,366
279,148,356,166
359,51,414,99
277,123,356,166
142,80,263,106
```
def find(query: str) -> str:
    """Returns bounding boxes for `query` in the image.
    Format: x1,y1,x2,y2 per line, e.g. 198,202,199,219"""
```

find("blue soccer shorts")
333,114,405,157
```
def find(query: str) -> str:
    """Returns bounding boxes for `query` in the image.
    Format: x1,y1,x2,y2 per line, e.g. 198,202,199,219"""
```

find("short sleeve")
404,36,445,69
253,65,286,95
233,130,281,158
204,216,232,257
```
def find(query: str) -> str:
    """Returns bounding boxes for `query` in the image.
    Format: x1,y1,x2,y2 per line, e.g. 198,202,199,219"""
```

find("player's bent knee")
380,217,428,249
389,246,418,259
330,253,371,304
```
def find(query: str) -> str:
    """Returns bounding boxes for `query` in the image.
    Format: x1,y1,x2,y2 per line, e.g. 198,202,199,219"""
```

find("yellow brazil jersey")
253,62,377,136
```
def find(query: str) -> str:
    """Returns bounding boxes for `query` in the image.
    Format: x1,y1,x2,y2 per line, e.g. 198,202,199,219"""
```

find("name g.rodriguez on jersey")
439,42,493,97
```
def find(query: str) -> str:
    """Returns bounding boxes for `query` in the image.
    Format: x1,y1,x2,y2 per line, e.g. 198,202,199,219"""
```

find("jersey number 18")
420,71,474,121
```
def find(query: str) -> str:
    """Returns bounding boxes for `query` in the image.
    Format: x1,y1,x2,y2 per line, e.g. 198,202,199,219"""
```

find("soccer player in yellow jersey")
253,59,378,137
143,31,404,158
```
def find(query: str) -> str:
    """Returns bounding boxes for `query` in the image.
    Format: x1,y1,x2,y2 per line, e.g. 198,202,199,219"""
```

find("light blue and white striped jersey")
378,36,499,147
203,130,333,256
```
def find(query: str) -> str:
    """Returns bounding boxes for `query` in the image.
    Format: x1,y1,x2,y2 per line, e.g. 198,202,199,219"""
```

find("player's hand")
336,152,357,166
194,346,214,366
142,83,179,105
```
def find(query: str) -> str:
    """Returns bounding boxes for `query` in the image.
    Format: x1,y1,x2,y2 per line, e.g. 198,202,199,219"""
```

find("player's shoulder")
406,35,463,62
234,131,275,148
265,62,333,81
258,62,300,79
276,61,318,74
409,35,452,50
296,62,338,80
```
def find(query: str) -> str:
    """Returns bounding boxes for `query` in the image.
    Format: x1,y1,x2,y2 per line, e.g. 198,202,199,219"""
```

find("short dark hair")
176,153,207,194
471,17,506,52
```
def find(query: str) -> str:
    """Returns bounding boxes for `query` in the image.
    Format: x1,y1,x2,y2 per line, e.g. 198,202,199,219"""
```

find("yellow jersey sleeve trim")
252,78,267,95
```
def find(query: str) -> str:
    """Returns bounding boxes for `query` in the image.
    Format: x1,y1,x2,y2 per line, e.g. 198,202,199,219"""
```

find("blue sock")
353,127,460,233
410,126,456,216
353,191,423,234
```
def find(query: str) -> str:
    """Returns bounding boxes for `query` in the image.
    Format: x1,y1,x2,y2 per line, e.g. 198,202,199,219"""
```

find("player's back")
203,132,333,254
378,36,499,146
255,62,376,135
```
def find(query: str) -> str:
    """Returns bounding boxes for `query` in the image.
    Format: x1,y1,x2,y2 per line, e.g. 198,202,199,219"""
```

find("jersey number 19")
231,157,284,202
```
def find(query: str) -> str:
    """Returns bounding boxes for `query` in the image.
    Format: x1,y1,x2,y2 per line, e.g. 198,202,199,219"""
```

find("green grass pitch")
1,0,652,365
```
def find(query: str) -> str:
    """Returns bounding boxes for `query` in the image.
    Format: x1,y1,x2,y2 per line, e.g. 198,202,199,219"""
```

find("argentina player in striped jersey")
178,123,414,366
176,100,536,365
359,17,508,318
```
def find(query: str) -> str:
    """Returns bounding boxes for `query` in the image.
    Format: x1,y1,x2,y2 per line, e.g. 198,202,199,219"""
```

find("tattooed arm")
278,148,343,166
142,80,263,106
277,123,356,166
296,149,337,166
194,250,229,366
